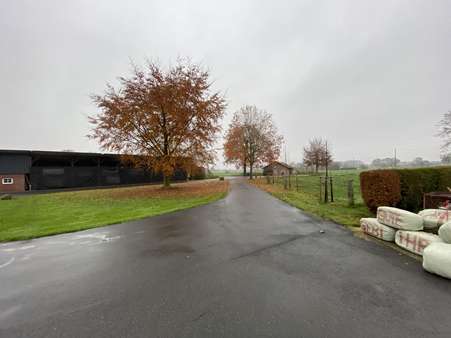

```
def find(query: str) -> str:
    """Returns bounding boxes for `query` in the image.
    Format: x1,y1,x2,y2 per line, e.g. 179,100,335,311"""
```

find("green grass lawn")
253,169,373,227
0,181,228,242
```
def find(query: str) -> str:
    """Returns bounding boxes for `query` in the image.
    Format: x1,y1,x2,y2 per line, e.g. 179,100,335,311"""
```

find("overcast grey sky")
1,0,450,166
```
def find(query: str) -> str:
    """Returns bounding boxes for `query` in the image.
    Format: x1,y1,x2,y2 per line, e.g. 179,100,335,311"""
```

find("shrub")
360,167,451,213
190,166,207,180
219,177,224,181
397,167,451,211
437,167,451,189
360,170,401,213
396,168,439,211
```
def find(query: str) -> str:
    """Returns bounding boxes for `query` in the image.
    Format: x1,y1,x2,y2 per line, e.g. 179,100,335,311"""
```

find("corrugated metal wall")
0,151,194,190
0,155,31,174
29,167,187,190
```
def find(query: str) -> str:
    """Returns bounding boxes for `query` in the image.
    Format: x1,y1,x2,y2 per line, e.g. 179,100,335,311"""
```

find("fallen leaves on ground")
250,178,284,194
108,180,229,199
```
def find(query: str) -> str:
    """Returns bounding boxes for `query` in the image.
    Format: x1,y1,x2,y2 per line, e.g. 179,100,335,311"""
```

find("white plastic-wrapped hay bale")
419,209,450,230
360,218,396,242
438,221,451,244
377,207,423,230
395,230,443,256
423,242,451,279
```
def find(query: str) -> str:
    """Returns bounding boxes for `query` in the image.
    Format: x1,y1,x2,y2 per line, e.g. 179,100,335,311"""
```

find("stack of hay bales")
361,207,451,279
423,210,451,279
419,209,449,231
360,207,442,255
377,207,442,256
360,218,396,242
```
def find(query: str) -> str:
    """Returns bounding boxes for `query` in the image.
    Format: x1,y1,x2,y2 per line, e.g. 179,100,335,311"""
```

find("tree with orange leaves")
89,60,226,187
224,115,248,175
224,105,282,179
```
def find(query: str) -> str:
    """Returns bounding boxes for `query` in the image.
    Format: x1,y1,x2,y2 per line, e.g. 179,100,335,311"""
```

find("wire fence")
255,173,363,206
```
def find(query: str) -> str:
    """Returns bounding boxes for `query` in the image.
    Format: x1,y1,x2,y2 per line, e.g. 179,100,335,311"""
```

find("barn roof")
0,149,118,158
263,161,294,170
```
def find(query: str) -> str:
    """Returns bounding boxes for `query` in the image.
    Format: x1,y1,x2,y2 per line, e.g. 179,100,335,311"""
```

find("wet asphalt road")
1,178,451,338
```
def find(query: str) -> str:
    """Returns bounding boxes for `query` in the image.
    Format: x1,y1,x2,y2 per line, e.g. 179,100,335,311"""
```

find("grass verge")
0,180,229,242
251,176,372,227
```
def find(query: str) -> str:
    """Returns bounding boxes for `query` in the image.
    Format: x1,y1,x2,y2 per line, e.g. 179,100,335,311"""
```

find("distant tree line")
292,155,447,173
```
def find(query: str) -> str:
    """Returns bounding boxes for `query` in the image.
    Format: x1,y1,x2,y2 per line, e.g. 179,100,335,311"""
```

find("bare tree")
303,138,333,173
224,105,283,179
438,110,451,151
441,153,451,165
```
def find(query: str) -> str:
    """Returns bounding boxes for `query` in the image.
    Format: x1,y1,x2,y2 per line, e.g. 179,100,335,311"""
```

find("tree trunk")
243,162,247,176
163,175,170,187
249,165,253,180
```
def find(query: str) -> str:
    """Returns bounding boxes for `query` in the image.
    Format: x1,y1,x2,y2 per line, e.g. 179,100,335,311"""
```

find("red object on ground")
423,192,451,210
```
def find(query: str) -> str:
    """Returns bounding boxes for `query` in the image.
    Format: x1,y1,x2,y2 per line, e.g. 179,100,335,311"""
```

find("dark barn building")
0,149,189,193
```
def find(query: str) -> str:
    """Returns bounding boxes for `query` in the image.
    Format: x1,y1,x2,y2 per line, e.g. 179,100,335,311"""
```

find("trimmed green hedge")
360,167,451,212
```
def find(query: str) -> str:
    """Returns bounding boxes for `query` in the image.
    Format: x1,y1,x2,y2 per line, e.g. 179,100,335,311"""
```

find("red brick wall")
0,174,26,193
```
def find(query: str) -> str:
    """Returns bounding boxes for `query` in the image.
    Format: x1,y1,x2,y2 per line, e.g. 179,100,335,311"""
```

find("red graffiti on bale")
397,232,432,255
436,210,449,224
361,222,384,239
378,209,402,228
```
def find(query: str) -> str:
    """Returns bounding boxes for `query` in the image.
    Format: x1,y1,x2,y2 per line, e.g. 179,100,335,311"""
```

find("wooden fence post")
296,175,299,192
348,180,355,206
324,176,329,203
319,176,323,202
330,177,334,202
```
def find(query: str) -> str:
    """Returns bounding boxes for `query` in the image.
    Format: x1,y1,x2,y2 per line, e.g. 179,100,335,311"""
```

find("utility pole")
394,148,397,168
324,141,329,203
284,144,287,163
325,141,329,179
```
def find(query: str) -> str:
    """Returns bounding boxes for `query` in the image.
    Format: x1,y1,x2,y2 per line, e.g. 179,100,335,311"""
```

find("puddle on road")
72,232,121,245
0,231,122,270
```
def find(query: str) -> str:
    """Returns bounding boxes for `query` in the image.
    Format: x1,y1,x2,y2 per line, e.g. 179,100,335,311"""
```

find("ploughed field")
0,180,228,242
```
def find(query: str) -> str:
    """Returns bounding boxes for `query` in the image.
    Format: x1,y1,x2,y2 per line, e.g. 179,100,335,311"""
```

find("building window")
2,178,14,185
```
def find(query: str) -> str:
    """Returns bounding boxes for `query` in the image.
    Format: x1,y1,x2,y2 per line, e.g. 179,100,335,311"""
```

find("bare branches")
303,138,333,173
438,110,451,151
